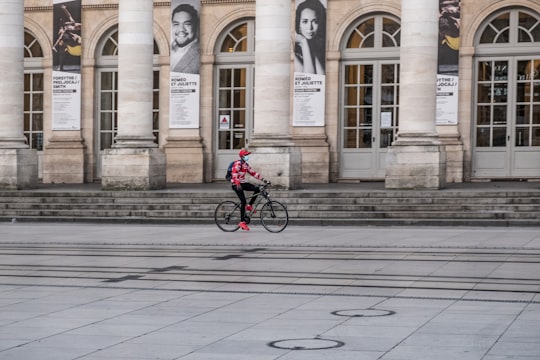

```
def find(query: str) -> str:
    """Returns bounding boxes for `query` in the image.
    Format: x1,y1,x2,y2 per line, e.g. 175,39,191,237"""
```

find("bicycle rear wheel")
260,200,288,233
215,201,241,232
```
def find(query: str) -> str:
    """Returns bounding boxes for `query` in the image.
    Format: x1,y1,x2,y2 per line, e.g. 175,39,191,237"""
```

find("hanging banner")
436,0,460,125
52,0,81,130
293,0,327,127
169,0,201,129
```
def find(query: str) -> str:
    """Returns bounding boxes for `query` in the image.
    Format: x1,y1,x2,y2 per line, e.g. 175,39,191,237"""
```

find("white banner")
169,0,201,129
169,73,200,128
293,73,325,126
52,71,81,130
436,74,459,126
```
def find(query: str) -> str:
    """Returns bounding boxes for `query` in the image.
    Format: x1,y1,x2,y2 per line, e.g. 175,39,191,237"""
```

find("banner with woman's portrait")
52,0,81,130
169,0,201,129
293,0,327,126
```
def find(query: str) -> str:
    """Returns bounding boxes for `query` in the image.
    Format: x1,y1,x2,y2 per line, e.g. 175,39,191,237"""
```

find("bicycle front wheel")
214,201,241,232
260,200,289,233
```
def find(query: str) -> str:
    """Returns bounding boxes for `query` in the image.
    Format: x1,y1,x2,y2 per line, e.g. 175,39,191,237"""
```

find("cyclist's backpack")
225,160,236,181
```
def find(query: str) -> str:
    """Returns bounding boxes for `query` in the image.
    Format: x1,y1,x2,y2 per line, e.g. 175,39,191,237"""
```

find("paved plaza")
0,222,539,359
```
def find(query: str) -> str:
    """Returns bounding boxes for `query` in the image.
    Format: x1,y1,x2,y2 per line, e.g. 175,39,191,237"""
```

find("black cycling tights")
232,183,260,222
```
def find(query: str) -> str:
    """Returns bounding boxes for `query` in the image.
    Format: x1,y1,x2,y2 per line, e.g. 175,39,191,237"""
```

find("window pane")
493,84,507,103
380,128,393,148
477,62,492,81
359,108,372,126
232,89,245,108
220,69,232,87
344,129,356,148
101,133,113,150
493,127,506,146
100,112,112,131
219,90,231,108
101,72,113,90
381,86,394,105
345,108,357,127
32,114,43,131
494,61,508,80
233,68,245,87
516,105,528,125
534,105,540,124
360,65,373,84
32,94,43,111
532,127,540,146
232,131,245,148
345,65,357,84
476,128,490,147
359,129,372,148
218,131,231,149
477,84,491,103
33,73,43,90
477,106,491,125
345,87,357,106
516,128,529,146
360,87,372,106
493,106,507,124
101,93,113,111
381,64,395,84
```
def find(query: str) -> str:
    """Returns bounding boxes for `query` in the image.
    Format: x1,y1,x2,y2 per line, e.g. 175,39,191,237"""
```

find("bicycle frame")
214,183,289,233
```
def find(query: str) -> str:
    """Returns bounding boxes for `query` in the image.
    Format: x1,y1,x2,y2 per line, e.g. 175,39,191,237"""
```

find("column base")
0,149,38,190
101,148,166,190
43,137,85,184
293,134,329,183
439,134,463,184
385,140,446,190
249,137,302,189
164,136,203,183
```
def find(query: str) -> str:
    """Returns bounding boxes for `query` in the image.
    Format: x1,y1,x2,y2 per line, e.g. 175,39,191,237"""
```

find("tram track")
1,243,539,300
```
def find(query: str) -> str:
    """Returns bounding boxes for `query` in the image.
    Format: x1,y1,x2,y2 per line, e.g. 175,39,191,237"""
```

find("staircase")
1,183,540,226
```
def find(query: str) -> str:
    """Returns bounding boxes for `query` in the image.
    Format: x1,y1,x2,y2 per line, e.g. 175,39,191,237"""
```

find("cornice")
25,0,254,12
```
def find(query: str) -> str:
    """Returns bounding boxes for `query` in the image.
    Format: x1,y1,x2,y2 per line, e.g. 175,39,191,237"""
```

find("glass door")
340,61,399,178
473,58,540,177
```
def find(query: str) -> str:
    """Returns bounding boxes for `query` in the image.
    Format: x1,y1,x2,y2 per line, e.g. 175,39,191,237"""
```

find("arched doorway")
339,14,401,179
213,19,255,180
473,8,540,178
23,30,44,178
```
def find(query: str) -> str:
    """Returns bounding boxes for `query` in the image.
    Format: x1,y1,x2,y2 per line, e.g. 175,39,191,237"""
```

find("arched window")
23,30,44,151
473,8,540,178
340,14,400,179
346,15,401,49
479,9,540,44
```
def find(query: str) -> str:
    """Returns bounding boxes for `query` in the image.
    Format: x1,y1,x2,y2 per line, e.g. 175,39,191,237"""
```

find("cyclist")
230,149,268,231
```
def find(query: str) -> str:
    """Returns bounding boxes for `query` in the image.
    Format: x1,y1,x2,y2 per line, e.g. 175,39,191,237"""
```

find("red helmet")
239,149,251,157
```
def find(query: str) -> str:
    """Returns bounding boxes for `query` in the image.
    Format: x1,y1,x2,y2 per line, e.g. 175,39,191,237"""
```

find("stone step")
1,188,540,226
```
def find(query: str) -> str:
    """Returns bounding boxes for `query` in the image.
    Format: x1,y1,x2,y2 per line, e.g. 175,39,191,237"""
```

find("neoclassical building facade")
1,0,539,189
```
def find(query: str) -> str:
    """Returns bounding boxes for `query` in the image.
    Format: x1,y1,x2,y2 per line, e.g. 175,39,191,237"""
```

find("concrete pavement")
0,223,539,359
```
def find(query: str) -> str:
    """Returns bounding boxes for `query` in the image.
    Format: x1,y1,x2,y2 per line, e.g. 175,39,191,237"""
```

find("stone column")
0,0,38,189
101,0,166,190
250,0,301,189
384,0,446,189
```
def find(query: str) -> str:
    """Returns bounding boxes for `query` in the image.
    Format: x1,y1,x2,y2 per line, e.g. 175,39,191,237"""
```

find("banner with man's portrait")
52,0,81,130
169,0,201,129
293,0,327,127
436,0,460,125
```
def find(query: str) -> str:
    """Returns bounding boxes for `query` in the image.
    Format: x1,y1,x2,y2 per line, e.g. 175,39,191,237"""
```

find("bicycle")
214,183,289,233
